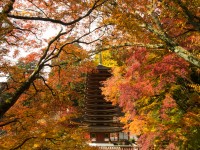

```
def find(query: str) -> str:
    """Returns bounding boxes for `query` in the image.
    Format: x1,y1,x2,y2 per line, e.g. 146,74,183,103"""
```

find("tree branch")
173,0,200,31
0,118,18,127
136,11,200,68
32,82,39,93
11,137,37,150
46,137,61,145
147,22,200,67
44,24,106,63
90,42,165,56
0,60,43,117
0,0,109,117
37,28,64,65
39,76,55,96
7,0,108,26
2,0,15,14
27,0,49,18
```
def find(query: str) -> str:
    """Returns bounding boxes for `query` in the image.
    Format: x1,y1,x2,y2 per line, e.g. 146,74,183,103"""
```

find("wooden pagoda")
84,65,123,143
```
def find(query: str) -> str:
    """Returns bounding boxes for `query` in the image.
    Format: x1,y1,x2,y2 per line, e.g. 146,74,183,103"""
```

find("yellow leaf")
41,133,46,137
33,143,40,148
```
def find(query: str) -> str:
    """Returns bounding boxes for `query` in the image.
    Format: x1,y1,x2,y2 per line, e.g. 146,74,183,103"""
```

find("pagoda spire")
99,51,102,65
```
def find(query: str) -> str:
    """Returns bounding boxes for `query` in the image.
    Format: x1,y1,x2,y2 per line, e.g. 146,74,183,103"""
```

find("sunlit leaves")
102,44,199,149
0,41,96,149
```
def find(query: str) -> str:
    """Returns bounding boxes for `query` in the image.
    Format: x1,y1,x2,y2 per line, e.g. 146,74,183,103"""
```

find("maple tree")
0,0,200,149
0,0,111,117
102,48,200,149
100,0,200,149
98,0,200,67
0,0,109,149
0,43,97,149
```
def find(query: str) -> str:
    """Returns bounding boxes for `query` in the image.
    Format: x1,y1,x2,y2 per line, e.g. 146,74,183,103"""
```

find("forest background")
0,0,199,149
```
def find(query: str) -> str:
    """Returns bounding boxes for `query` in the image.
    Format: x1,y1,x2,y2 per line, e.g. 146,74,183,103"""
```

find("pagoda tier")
84,65,122,133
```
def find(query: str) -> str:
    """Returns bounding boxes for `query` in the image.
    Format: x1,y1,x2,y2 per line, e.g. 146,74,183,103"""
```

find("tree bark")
0,68,39,117
145,21,200,68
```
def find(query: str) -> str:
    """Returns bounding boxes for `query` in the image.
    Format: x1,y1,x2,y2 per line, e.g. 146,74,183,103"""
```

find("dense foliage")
0,0,199,149
0,0,103,149
101,0,200,149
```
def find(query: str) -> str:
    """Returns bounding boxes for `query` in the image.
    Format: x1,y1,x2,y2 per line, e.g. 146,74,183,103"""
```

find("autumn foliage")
102,48,199,149
0,43,96,149
101,0,200,149
0,0,200,149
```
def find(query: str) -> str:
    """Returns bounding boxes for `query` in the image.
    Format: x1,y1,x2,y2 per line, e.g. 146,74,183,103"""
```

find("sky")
0,0,106,82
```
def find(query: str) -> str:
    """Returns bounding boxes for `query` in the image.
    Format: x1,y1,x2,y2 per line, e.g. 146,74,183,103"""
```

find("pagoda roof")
85,103,114,107
96,65,110,70
84,114,118,117
84,119,117,123
86,126,123,133
85,108,119,112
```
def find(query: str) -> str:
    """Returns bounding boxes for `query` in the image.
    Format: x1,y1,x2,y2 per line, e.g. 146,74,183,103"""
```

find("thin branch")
138,13,200,68
46,137,61,145
173,0,200,31
0,0,109,117
37,28,65,65
38,76,55,96
43,61,70,68
0,118,18,127
151,12,163,32
171,28,197,38
44,24,107,63
89,42,165,55
32,82,38,92
11,137,37,150
77,25,107,45
27,0,49,18
38,26,75,66
7,0,108,26
38,29,62,65
15,27,42,42
4,67,19,84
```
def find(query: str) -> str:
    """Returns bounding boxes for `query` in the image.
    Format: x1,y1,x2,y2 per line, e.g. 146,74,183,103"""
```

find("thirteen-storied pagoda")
84,65,130,144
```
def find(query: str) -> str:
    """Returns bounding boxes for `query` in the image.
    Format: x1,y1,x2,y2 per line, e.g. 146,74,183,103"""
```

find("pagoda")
84,65,123,143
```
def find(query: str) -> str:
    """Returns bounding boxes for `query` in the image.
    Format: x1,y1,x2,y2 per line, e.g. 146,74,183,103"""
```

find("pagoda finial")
99,51,102,65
